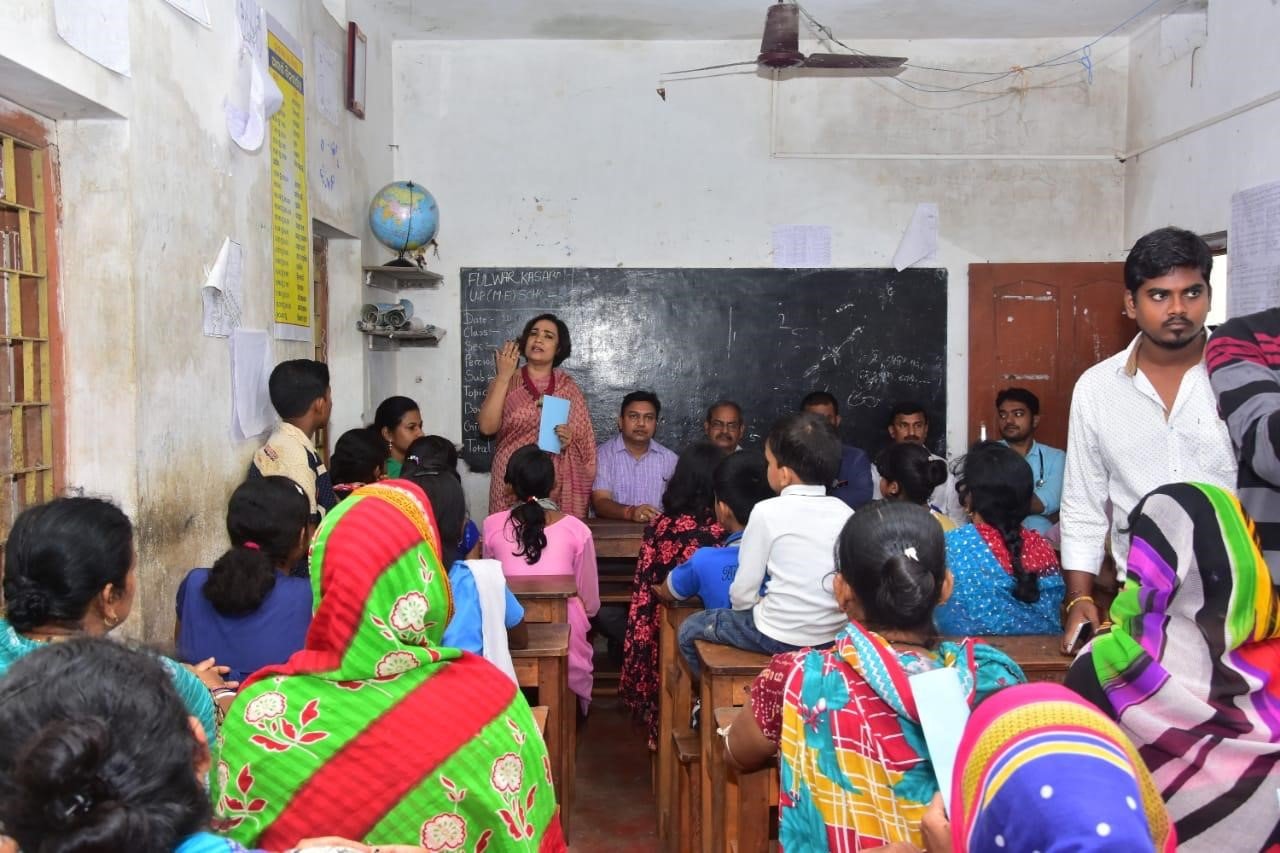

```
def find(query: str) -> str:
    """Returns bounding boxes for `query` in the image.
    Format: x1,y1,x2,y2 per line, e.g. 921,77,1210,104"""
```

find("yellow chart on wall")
268,25,310,340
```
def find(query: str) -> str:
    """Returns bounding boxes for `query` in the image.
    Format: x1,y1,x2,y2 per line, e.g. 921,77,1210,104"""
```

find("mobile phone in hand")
1066,619,1095,653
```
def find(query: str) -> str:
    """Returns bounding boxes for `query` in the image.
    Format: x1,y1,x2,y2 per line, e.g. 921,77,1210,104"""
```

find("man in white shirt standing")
1059,226,1237,652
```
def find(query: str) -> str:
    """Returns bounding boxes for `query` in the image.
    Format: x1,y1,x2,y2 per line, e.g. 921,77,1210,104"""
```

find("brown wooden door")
312,234,330,462
968,263,1133,449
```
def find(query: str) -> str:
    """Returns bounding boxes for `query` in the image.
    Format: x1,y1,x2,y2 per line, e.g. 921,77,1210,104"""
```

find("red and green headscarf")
212,480,564,852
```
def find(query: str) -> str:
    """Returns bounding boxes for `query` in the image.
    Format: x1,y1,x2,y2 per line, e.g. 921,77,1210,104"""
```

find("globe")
368,181,439,265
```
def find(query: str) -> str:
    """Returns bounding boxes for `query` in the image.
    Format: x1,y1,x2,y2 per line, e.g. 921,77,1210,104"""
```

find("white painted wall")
1,0,397,640
392,38,1129,513
1124,0,1280,240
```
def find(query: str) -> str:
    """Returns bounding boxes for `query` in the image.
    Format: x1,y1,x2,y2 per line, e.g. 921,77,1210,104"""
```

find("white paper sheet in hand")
202,238,244,337
893,203,939,271
54,0,131,76
230,329,276,440
909,666,970,816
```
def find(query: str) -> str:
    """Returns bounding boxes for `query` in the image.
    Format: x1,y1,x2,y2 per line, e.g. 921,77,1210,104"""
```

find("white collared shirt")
729,483,853,646
1060,334,1237,577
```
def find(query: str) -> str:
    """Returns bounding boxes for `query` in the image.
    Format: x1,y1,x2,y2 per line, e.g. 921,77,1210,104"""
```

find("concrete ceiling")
361,0,1191,41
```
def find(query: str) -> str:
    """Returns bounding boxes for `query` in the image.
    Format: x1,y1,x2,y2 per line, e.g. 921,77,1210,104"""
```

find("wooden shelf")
360,325,445,351
362,264,443,292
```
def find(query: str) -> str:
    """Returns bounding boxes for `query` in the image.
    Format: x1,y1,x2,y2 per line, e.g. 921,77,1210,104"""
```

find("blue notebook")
537,395,570,454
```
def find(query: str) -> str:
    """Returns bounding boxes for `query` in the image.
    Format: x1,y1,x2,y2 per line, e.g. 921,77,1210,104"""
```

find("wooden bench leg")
729,765,772,853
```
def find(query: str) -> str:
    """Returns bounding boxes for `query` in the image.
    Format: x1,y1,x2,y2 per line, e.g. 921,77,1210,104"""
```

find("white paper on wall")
230,328,276,440
892,203,939,271
313,35,343,125
201,238,244,337
54,0,131,76
225,0,283,151
1228,180,1280,318
163,0,211,28
771,225,831,268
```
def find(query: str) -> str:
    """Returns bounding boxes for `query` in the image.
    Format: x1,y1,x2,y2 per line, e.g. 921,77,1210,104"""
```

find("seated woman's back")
176,477,313,683
728,502,1025,851
213,480,564,850
935,441,1064,636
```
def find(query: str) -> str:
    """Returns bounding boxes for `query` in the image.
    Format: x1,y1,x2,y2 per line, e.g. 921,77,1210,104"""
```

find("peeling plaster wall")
1124,0,1280,240
1,0,396,642
391,38,1128,514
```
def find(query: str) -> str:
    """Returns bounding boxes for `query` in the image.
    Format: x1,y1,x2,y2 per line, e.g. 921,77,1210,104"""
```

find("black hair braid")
996,514,1038,604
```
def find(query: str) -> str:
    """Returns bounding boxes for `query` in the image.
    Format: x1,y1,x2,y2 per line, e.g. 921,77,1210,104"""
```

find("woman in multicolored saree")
1064,482,1280,852
725,503,1025,852
213,480,565,852
477,314,596,518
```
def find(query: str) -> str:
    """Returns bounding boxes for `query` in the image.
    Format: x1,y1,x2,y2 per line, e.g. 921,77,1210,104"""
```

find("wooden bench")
508,573,576,624
655,598,704,848
695,641,771,853
715,707,777,853
976,634,1072,684
531,704,549,737
585,517,646,559
511,622,575,842
672,731,703,853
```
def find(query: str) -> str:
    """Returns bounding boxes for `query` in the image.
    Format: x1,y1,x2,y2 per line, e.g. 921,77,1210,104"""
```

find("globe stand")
383,252,417,268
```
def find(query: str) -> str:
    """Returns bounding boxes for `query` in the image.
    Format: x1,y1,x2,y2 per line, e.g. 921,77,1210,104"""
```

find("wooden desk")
512,623,575,841
715,707,776,853
695,641,770,853
508,574,577,624
974,634,1071,684
585,517,646,559
656,598,704,848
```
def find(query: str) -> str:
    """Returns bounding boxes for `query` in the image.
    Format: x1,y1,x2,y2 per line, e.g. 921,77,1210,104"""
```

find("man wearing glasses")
591,390,678,523
704,399,746,455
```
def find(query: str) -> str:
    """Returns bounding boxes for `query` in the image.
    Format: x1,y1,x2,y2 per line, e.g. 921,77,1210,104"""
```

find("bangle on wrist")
1066,594,1095,612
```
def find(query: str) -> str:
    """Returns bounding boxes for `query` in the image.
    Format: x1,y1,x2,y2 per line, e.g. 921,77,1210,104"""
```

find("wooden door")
968,263,1133,449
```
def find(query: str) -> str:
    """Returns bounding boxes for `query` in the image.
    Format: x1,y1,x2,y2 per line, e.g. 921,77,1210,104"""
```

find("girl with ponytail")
935,441,1065,636
175,476,313,682
725,502,1026,850
483,444,600,712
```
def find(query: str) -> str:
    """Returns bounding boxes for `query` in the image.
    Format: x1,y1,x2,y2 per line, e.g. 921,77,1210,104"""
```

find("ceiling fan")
756,3,906,74
662,2,907,83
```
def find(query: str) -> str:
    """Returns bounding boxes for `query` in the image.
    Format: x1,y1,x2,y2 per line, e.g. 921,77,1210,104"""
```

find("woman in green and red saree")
213,480,565,851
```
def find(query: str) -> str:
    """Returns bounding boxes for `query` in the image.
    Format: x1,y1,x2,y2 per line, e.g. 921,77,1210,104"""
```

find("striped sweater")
1206,307,1280,573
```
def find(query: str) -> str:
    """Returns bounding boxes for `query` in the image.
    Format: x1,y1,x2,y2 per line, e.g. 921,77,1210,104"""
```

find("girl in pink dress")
483,444,601,712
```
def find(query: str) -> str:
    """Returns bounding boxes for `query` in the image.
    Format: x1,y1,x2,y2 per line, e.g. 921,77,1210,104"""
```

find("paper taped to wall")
772,224,831,268
893,203,939,272
225,0,283,151
230,328,275,440
1228,180,1280,318
202,237,244,337
54,0,131,76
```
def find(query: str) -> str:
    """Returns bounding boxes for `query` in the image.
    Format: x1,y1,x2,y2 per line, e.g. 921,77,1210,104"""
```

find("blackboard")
460,267,947,473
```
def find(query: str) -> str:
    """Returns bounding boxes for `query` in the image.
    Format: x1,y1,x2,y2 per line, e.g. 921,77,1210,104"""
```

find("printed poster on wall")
267,16,311,342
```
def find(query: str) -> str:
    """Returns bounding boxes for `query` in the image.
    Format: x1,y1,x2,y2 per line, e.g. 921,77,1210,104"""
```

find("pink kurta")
487,369,596,519
483,509,601,711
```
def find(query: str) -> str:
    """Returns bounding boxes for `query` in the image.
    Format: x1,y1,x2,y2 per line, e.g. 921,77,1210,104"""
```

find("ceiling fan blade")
757,3,805,68
801,53,907,75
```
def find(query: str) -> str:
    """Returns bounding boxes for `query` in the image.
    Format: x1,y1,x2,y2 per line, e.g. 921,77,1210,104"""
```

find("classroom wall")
0,0,399,642
1124,0,1280,239
390,38,1129,514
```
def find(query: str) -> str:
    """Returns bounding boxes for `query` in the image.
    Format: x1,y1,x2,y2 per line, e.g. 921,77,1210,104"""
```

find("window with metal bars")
0,131,56,540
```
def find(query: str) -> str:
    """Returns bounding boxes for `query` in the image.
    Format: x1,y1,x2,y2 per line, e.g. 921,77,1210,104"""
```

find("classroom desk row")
506,575,579,843
654,600,1073,853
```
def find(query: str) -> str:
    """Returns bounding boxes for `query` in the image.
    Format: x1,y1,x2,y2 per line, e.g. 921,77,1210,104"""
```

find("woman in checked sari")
214,480,565,852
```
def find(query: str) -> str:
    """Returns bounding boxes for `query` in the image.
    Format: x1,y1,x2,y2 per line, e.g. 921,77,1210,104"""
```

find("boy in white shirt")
679,412,853,675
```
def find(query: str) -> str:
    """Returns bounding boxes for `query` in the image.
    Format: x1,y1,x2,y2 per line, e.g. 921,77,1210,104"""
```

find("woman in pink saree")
478,314,596,518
